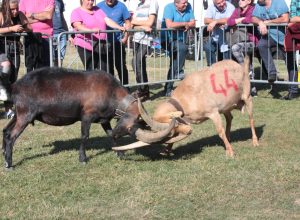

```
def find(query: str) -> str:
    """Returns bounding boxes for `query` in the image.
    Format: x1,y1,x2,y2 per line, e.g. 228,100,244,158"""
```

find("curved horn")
112,141,150,151
134,118,176,143
138,98,172,131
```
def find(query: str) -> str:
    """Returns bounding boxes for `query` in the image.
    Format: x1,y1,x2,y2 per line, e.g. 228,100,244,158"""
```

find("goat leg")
223,112,233,142
243,97,259,147
209,111,234,157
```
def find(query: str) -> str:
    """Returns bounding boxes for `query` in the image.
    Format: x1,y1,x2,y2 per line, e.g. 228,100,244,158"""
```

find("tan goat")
113,57,259,157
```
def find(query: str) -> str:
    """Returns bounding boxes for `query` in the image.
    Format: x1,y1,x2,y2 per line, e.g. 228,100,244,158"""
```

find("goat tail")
241,55,251,101
244,55,250,78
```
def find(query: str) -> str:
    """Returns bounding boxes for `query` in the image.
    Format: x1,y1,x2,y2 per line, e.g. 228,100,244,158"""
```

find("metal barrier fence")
1,25,299,88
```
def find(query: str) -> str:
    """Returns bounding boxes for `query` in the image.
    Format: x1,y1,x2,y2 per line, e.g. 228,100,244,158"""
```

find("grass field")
0,86,299,219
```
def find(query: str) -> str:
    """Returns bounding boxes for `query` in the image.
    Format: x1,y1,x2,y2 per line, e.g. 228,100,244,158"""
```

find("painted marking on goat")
224,69,238,92
210,69,238,96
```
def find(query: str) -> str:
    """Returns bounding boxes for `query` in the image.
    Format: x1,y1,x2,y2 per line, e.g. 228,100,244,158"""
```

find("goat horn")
134,118,176,143
138,98,171,131
112,141,150,151
112,133,190,151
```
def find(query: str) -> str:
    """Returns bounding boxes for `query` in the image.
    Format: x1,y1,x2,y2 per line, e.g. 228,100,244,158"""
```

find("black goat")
2,67,175,169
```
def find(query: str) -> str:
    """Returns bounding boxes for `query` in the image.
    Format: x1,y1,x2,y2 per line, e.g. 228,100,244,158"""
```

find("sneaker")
250,87,257,97
269,88,282,99
6,109,15,119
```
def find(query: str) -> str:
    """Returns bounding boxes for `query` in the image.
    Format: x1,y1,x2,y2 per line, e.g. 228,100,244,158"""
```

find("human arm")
290,16,300,23
104,17,125,31
227,9,240,26
165,18,195,30
263,13,289,24
252,16,268,35
0,13,26,34
26,4,54,23
120,19,131,44
205,17,228,32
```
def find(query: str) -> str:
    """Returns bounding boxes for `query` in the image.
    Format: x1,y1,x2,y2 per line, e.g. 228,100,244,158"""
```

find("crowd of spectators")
0,0,299,119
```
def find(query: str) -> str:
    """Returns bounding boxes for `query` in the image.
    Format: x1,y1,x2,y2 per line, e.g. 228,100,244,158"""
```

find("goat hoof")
159,148,174,156
226,151,234,158
252,139,259,147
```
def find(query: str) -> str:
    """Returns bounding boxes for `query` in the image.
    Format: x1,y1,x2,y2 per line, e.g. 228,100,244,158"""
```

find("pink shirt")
71,6,107,51
19,0,54,37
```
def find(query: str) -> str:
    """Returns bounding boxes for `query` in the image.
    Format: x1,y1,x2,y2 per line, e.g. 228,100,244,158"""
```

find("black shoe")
281,92,298,100
268,74,277,83
269,88,282,99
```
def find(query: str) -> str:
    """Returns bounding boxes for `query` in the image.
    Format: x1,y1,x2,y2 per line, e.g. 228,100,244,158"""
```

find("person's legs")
216,28,230,60
114,43,129,85
132,42,149,98
98,42,108,72
257,37,278,82
203,38,217,66
53,33,67,67
77,46,94,70
164,41,188,96
107,41,115,76
41,38,50,67
285,51,298,98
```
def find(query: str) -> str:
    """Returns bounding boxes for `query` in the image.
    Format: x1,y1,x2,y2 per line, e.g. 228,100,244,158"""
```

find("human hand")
10,24,24,33
258,21,268,35
207,20,217,32
235,17,244,24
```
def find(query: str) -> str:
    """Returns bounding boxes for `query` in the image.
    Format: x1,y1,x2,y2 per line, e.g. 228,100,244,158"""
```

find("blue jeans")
53,33,67,66
203,28,229,66
258,36,298,94
164,40,188,94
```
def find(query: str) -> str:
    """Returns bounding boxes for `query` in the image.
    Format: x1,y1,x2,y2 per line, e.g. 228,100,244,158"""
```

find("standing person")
161,0,195,97
53,0,68,67
203,0,235,66
97,0,130,85
252,0,298,99
19,0,54,72
131,0,159,101
0,0,32,119
283,0,300,99
71,0,125,71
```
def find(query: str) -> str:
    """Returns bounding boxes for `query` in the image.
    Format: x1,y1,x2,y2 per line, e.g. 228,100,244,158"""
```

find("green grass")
0,90,299,219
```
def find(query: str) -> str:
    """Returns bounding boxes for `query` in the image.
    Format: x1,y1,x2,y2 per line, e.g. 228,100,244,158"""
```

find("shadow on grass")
127,124,265,161
13,124,265,167
13,135,134,167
